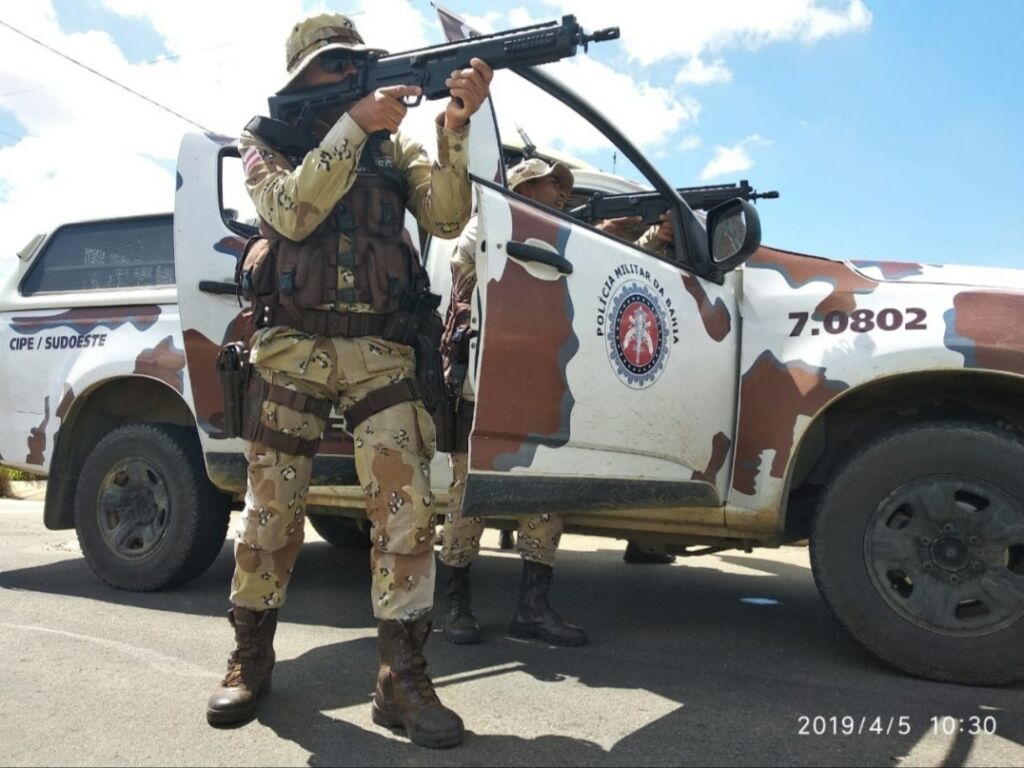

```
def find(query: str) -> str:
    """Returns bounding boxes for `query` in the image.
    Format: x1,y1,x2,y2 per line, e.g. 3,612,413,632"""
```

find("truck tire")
74,423,230,591
811,421,1024,685
308,513,371,550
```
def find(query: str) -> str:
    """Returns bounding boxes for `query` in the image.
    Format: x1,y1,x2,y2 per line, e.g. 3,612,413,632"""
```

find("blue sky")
704,2,1024,267
1,1,1021,270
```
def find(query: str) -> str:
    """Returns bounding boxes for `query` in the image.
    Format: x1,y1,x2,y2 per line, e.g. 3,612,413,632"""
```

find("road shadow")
252,635,615,767
3,534,1022,765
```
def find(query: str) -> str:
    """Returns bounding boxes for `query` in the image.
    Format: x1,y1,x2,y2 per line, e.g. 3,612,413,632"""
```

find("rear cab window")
19,215,174,296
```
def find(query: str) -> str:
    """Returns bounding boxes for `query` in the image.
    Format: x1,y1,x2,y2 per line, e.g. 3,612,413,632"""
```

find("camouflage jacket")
238,112,473,365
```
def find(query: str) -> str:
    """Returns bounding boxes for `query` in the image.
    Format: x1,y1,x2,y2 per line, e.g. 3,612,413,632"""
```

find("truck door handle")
505,241,573,275
198,280,238,296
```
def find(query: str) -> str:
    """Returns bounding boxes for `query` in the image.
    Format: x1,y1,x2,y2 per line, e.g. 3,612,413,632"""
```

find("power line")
0,18,213,133
0,85,45,99
0,43,232,99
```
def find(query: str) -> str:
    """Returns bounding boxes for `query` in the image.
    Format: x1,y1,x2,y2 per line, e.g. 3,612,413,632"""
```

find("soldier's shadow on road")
255,635,612,767
4,541,1022,765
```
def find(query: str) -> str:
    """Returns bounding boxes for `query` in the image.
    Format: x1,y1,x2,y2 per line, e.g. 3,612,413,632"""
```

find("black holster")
382,291,446,413
216,341,251,438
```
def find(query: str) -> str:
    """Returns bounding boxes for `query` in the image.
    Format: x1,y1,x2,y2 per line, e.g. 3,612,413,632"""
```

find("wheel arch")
45,375,198,530
781,369,1024,541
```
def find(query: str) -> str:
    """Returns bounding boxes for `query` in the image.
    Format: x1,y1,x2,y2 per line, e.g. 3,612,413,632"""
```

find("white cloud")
537,0,872,64
675,56,732,85
679,135,702,151
449,9,699,158
0,2,870,265
699,134,771,181
0,0,436,262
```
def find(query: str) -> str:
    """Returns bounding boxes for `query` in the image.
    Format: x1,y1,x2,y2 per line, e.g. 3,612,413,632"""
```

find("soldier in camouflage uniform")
438,159,588,647
206,13,492,750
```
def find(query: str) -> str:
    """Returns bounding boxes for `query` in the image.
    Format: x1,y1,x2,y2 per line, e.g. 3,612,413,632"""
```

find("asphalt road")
1,498,1022,767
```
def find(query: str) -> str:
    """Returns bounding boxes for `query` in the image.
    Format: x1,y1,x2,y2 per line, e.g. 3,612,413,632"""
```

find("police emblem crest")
604,279,671,389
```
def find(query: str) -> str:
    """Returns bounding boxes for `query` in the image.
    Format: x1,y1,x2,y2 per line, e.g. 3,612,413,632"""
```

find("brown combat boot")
206,607,278,727
441,564,482,645
372,616,465,748
509,560,587,646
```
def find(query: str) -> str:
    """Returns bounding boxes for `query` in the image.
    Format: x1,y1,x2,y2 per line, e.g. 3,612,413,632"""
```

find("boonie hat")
507,158,575,194
281,13,387,92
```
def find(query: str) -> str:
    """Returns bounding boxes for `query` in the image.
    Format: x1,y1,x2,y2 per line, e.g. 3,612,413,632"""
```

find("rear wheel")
308,512,371,550
74,423,230,591
811,421,1024,685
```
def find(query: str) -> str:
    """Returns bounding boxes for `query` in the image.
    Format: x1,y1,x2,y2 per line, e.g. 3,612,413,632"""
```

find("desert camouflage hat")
507,158,575,194
280,13,387,92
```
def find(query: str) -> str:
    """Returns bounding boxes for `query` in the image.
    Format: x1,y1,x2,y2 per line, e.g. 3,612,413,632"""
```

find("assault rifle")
570,180,779,225
262,15,618,147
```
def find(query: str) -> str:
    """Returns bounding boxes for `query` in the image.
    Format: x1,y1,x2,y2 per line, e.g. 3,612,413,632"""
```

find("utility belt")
218,293,447,456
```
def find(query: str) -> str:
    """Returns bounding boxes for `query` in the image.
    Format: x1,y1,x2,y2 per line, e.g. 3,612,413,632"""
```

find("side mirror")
704,198,762,280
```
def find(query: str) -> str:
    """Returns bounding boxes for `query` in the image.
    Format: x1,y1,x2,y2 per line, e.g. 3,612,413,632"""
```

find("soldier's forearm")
243,116,369,240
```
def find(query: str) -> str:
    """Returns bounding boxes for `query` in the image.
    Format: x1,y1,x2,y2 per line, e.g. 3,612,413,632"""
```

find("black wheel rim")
865,475,1024,636
95,458,171,560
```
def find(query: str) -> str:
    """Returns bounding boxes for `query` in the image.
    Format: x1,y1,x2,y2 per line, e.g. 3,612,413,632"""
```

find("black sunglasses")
319,50,366,73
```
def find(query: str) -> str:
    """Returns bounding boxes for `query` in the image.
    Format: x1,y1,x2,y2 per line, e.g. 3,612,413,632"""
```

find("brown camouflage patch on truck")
748,247,879,317
183,328,231,436
509,195,571,255
732,351,848,496
851,260,925,280
944,291,1024,375
681,274,731,341
26,397,50,465
215,235,247,257
134,336,187,393
692,432,732,486
473,258,577,471
472,199,578,471
320,420,355,456
183,312,250,436
11,306,162,335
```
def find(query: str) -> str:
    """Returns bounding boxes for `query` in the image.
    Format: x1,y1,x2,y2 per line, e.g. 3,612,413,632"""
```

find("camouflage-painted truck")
3,65,1024,688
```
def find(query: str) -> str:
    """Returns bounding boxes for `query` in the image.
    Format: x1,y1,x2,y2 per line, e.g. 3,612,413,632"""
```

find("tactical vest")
229,127,448,447
238,144,426,337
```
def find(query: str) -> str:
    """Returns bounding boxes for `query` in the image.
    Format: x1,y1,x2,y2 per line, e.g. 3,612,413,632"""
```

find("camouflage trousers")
230,330,437,622
439,452,562,568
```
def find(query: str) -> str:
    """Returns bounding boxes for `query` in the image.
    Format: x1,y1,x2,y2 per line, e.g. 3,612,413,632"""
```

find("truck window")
220,151,260,237
20,215,174,296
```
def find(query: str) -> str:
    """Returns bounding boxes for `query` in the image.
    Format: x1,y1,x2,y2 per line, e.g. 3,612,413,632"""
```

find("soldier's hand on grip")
654,212,674,244
596,216,643,239
444,58,494,130
348,85,422,134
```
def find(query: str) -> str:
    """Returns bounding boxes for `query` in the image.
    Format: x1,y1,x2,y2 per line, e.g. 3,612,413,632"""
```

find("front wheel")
74,423,230,591
811,421,1024,685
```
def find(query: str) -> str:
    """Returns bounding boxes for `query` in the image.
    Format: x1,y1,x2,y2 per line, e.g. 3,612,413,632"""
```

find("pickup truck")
2,61,1023,688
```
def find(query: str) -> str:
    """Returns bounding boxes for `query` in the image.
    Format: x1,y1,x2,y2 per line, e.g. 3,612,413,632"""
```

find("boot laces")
449,588,475,617
400,633,439,704
407,655,439,703
221,633,262,687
